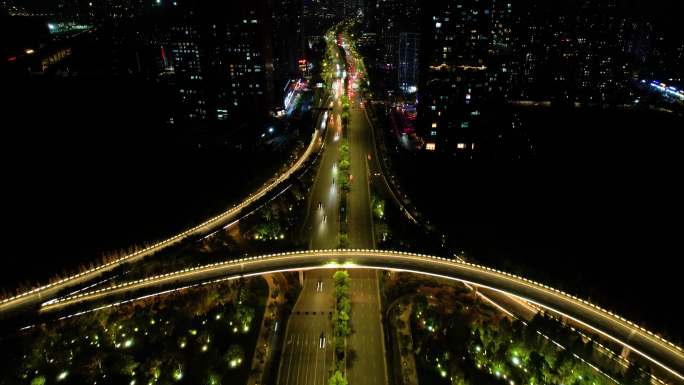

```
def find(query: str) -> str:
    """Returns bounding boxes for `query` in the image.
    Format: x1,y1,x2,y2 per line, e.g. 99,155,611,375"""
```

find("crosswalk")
280,318,333,385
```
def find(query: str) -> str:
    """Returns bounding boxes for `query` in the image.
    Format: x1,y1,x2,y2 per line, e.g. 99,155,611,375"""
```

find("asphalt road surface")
346,93,388,385
278,271,334,385
280,33,389,385
278,58,344,385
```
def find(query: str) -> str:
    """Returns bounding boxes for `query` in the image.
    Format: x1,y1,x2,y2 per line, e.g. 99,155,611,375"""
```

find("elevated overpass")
36,249,684,383
0,126,322,317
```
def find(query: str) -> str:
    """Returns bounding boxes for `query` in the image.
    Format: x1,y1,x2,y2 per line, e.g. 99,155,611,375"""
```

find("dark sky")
10,0,681,32
15,0,683,18
15,0,679,34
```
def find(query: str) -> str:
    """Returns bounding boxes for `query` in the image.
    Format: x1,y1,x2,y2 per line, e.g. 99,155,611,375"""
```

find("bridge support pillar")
299,270,304,286
263,274,276,291
272,272,288,289
620,346,631,360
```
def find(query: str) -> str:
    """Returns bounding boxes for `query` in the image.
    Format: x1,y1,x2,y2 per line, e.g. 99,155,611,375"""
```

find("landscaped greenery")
336,126,351,247
371,194,386,221
337,233,350,249
389,275,653,385
341,94,351,128
329,270,352,385
0,278,267,385
338,138,351,192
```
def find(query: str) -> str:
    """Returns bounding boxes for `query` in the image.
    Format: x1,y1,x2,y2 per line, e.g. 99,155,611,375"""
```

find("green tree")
328,370,348,385
624,363,651,385
338,174,351,192
338,159,351,171
553,350,577,384
338,296,351,314
335,336,345,355
236,305,255,328
225,345,245,368
341,110,350,126
414,294,428,316
334,319,350,338
206,372,221,385
338,233,350,249
527,351,551,385
333,271,351,288
449,365,467,385
372,196,385,220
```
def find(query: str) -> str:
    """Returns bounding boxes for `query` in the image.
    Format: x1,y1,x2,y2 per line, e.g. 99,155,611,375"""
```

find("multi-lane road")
278,271,335,385
345,62,388,385
278,59,341,385
279,30,388,385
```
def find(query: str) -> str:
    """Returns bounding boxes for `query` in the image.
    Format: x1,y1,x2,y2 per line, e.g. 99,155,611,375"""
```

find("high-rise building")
370,0,420,92
168,24,206,122
56,0,149,23
272,0,305,90
512,1,639,105
343,0,363,18
303,0,339,39
398,32,419,93
163,2,275,127
573,0,633,104
418,0,509,154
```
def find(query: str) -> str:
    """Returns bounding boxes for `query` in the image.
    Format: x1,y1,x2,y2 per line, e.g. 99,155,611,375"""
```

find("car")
318,201,322,210
319,332,326,348
316,280,324,292
323,215,327,223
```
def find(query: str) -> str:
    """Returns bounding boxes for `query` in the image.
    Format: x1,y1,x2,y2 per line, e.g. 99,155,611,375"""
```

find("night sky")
14,0,684,20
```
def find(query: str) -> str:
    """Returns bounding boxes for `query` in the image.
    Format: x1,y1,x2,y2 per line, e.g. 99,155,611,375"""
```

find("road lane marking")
284,335,295,385
293,334,302,385
314,330,320,385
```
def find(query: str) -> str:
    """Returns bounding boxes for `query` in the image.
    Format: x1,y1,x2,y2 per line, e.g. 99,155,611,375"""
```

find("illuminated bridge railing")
0,129,320,310
36,248,684,384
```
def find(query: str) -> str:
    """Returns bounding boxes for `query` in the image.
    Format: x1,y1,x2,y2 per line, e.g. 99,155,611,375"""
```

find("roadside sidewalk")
247,274,284,385
390,299,419,385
